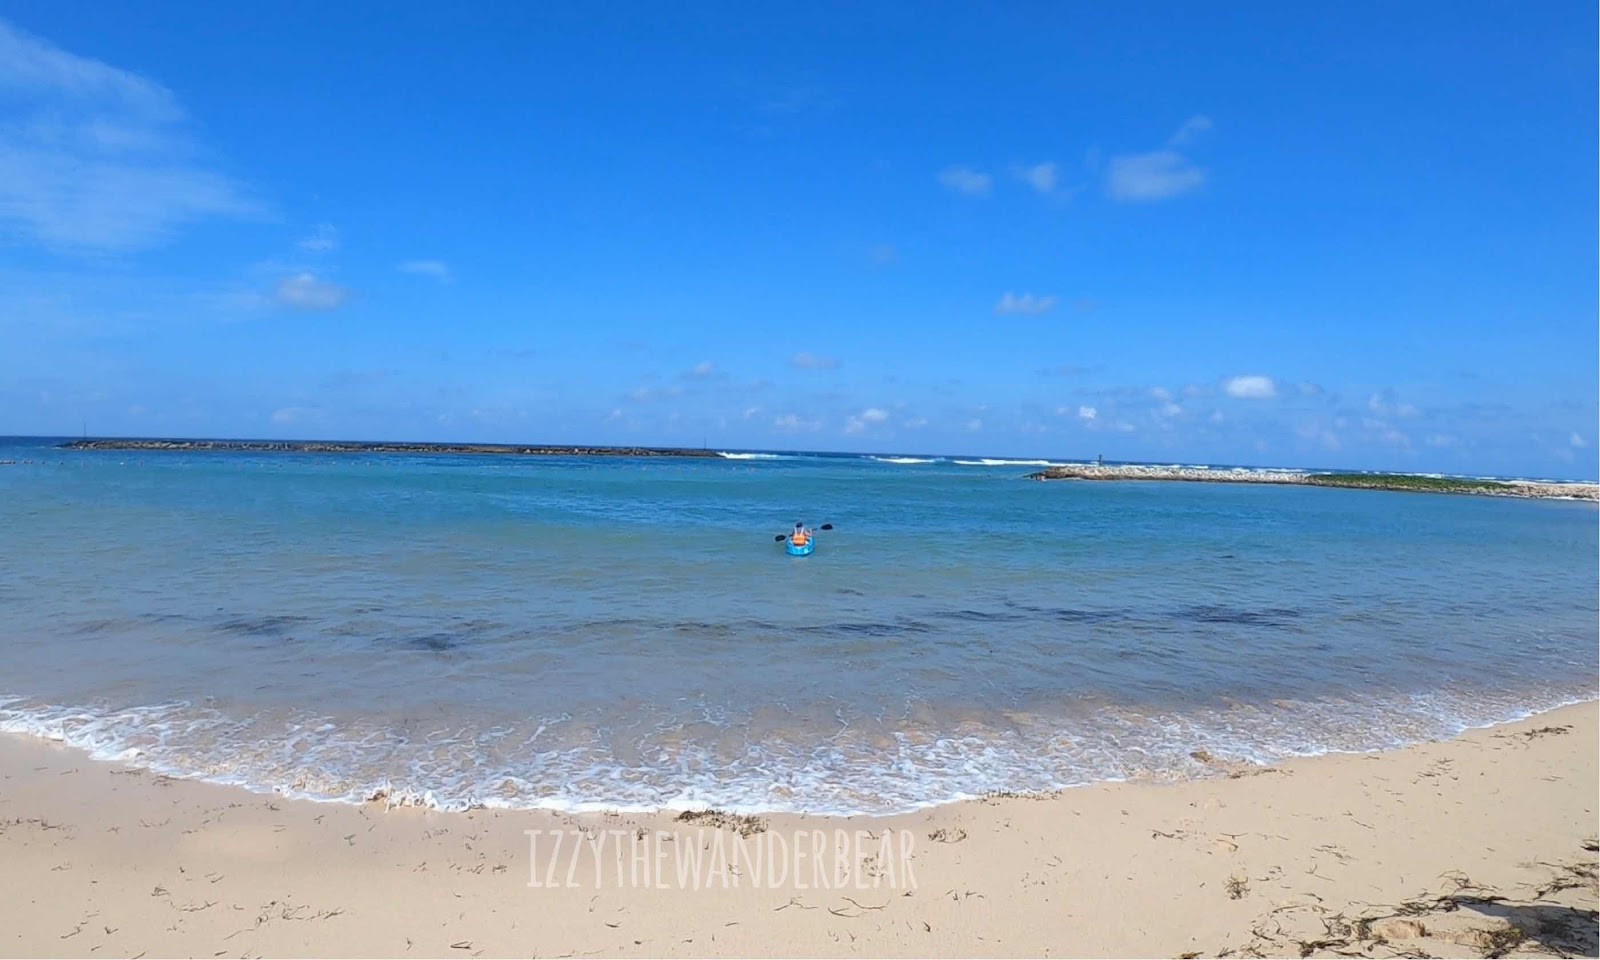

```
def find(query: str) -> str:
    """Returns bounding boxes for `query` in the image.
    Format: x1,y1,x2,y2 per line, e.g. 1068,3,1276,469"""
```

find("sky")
2,2,1596,477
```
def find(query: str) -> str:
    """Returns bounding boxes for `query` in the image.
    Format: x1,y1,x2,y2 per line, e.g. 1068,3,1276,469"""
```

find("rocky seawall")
1025,464,1599,501
60,439,724,459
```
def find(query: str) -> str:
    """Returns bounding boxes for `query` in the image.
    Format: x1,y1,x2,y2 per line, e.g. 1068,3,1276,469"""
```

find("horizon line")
10,433,1597,484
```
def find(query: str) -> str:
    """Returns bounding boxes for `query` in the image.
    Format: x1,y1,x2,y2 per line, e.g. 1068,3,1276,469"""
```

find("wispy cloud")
1039,363,1102,377
398,259,452,282
1368,389,1419,418
773,413,821,432
0,18,263,250
1105,115,1212,203
843,407,889,434
994,292,1058,316
1296,420,1343,451
938,165,991,197
1571,432,1587,448
275,272,348,311
1106,150,1206,202
682,360,720,381
1168,114,1213,146
1011,162,1057,194
1224,375,1277,399
791,351,840,371
270,405,321,426
1362,417,1412,449
628,382,683,403
1077,405,1097,422
298,223,338,253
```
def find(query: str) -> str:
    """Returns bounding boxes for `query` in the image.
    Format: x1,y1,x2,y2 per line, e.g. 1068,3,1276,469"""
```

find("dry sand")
2,702,1595,958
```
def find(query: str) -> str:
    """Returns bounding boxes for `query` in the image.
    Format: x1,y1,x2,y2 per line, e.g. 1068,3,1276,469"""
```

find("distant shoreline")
59,438,723,459
1027,463,1599,501
46,439,1600,497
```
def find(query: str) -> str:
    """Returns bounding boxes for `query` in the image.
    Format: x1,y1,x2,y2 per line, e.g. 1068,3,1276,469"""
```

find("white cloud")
1012,162,1057,194
994,292,1058,315
1149,387,1173,401
843,407,890,434
938,165,991,197
1368,391,1419,419
773,413,820,432
1572,432,1588,448
1168,114,1213,146
684,360,717,380
1157,401,1183,418
902,417,928,429
791,351,839,370
1426,433,1458,448
0,18,262,250
1106,150,1205,202
398,259,452,282
1077,405,1097,422
275,272,348,311
1224,375,1277,399
298,223,337,253
965,418,983,432
742,406,762,421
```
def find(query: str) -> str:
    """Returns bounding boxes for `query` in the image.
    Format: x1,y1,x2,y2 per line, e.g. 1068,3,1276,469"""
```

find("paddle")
774,523,833,541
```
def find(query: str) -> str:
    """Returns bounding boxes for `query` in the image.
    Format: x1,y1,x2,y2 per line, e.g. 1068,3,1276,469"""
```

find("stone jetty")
1025,463,1598,501
61,439,724,459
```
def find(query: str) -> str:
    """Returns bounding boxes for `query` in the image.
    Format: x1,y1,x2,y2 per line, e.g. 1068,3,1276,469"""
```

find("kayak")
785,538,815,557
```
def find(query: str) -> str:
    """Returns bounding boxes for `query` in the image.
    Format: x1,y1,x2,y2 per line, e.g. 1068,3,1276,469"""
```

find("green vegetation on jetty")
1304,473,1510,495
1025,463,1597,501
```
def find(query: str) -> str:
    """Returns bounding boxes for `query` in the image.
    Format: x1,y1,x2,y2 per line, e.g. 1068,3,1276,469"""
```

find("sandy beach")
3,701,1594,958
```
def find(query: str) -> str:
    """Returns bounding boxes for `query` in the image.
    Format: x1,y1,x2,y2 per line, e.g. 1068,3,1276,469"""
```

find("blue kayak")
785,538,815,557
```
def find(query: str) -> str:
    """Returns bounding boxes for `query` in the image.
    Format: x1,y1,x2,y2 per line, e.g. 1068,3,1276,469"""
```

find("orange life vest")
791,532,808,546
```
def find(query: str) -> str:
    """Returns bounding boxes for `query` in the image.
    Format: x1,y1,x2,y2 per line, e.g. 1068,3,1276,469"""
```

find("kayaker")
790,522,810,547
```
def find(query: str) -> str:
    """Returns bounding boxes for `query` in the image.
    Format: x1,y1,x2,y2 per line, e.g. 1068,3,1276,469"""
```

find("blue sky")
2,2,1595,477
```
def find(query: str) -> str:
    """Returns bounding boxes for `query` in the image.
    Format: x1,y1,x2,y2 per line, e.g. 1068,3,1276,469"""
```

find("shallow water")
0,438,1594,813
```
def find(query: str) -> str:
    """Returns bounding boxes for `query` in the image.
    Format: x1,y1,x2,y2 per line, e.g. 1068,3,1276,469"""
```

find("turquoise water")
0,438,1595,814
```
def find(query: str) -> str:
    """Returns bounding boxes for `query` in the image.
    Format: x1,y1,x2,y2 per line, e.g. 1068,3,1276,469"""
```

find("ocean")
1,437,1595,815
